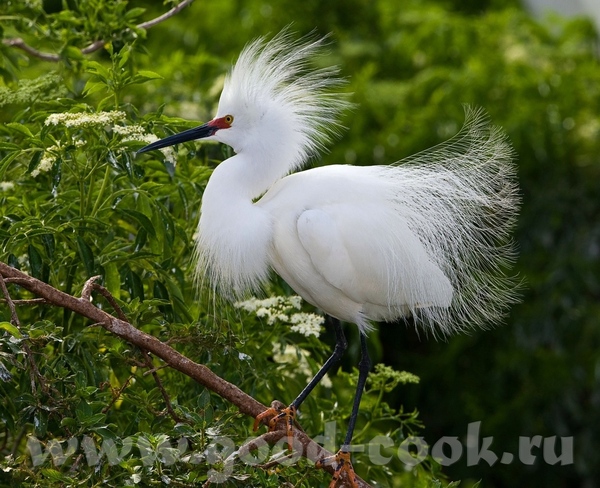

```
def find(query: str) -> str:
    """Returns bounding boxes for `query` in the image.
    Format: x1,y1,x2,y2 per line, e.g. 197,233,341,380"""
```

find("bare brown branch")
81,275,128,321
81,275,101,301
0,261,265,417
0,262,371,487
137,0,196,30
2,0,196,62
0,274,20,325
1,37,62,62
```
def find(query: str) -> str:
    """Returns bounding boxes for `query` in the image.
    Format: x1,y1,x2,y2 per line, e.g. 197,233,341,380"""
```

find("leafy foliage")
1,1,599,487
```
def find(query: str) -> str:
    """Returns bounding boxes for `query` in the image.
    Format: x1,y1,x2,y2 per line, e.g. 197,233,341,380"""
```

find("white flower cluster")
0,182,14,191
112,124,177,164
234,296,298,325
41,111,177,167
289,312,324,338
112,124,148,141
234,295,324,337
235,296,330,387
272,343,332,388
45,110,126,128
31,144,59,177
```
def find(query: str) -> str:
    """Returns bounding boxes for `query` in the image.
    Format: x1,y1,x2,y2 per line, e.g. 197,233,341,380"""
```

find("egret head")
138,30,349,166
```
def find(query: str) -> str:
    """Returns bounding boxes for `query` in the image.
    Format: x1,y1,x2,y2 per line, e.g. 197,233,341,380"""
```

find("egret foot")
316,450,359,488
253,403,297,451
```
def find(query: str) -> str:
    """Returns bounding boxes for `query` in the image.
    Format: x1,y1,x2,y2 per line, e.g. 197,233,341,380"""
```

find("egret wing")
296,202,453,315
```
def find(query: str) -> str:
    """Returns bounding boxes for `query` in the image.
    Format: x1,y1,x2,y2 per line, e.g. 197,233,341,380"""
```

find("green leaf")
97,95,117,112
60,417,78,428
0,322,22,339
76,236,95,277
131,70,163,85
83,79,107,97
27,150,42,174
79,413,107,427
133,227,148,252
34,411,47,437
0,151,21,177
124,7,146,20
6,122,33,138
41,234,55,259
104,262,121,299
85,61,110,82
153,280,169,301
0,142,21,151
157,205,175,247
125,268,144,300
62,46,84,61
28,244,43,279
117,45,132,69
118,209,156,237
75,399,92,420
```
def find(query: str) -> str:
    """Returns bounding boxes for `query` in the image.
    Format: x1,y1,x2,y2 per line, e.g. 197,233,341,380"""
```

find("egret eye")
224,115,234,125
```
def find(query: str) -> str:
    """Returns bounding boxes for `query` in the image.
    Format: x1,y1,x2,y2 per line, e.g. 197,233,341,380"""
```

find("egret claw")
253,404,297,451
316,450,359,488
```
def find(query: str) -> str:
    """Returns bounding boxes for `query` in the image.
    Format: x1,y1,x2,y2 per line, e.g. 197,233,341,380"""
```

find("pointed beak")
137,121,219,154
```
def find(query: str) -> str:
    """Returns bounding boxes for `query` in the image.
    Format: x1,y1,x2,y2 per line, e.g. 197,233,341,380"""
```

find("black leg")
314,331,370,487
290,315,347,409
342,332,371,449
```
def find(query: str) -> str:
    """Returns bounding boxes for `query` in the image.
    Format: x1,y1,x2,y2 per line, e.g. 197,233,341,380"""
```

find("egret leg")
291,315,348,409
316,333,371,488
254,316,348,447
342,332,371,448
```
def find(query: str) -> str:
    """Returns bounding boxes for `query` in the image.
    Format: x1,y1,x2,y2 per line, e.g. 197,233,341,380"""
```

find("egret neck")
197,149,283,298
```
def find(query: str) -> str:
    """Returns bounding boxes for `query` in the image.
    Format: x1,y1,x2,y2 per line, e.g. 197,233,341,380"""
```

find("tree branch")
0,262,371,487
137,0,196,30
1,0,196,62
0,261,264,416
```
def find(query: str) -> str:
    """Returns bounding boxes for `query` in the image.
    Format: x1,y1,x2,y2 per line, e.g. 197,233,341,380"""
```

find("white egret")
139,31,519,488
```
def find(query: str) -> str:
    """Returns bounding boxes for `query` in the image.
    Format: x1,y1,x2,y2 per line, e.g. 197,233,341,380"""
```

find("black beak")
137,122,218,154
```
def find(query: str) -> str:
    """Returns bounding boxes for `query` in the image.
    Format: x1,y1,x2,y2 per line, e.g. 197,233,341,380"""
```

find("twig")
141,351,186,424
1,0,195,62
0,274,20,325
0,37,61,62
0,262,264,415
0,298,49,306
137,0,195,30
102,375,134,414
92,283,128,321
81,275,127,321
0,262,372,488
81,275,101,301
142,363,169,375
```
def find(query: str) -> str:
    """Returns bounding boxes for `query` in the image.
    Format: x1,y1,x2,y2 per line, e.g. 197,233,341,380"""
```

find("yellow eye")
224,115,234,125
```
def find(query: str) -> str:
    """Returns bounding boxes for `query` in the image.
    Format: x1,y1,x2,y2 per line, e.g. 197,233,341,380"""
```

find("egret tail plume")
381,106,521,336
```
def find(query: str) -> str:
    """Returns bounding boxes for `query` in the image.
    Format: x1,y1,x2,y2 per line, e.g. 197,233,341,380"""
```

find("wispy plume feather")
377,107,521,336
219,28,351,169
